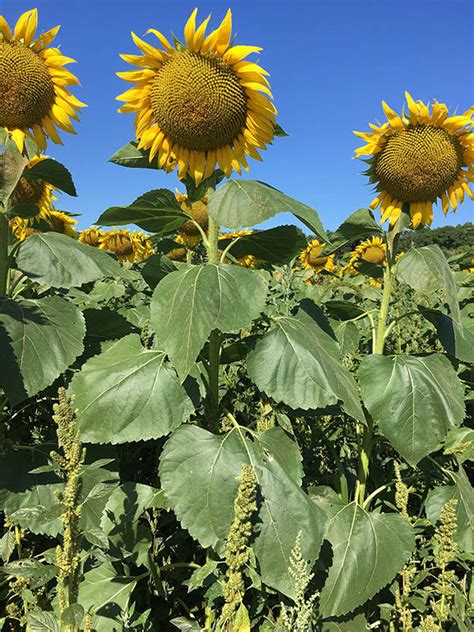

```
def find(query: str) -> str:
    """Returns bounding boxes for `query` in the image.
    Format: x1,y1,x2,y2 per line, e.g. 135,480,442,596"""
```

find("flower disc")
374,125,463,203
12,177,46,206
361,245,386,265
151,52,247,152
0,42,55,129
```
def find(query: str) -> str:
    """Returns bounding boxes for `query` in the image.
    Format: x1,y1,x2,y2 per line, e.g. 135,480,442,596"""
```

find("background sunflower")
354,92,474,228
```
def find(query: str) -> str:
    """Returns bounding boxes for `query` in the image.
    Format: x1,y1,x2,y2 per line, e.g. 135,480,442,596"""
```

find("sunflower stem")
0,207,10,298
206,212,222,431
358,229,398,505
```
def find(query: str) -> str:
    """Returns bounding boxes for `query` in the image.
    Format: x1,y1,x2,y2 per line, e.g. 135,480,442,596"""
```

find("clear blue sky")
2,0,473,231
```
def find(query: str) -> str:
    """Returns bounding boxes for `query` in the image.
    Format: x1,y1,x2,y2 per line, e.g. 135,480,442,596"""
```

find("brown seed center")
361,246,385,265
374,125,463,202
150,51,247,151
12,177,46,206
0,41,55,129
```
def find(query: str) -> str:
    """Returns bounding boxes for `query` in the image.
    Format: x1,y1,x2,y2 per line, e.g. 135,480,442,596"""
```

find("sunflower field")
1,7,473,632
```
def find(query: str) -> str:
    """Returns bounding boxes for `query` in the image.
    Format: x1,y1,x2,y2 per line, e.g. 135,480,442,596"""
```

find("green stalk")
206,213,221,431
0,209,9,297
358,233,397,504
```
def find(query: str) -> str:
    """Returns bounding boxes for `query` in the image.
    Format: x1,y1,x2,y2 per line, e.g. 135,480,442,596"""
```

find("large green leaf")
151,264,268,380
109,139,159,169
26,611,61,632
0,297,85,405
359,354,465,466
321,614,368,631
0,137,28,201
319,502,415,617
77,561,139,631
208,180,328,241
218,225,306,264
328,208,382,253
23,157,77,196
159,424,325,598
96,189,188,233
247,304,364,420
425,468,474,553
397,245,460,322
15,233,123,289
70,334,194,444
420,308,474,363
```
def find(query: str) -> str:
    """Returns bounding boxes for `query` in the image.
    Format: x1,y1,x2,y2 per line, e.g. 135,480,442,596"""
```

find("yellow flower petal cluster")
220,230,263,268
167,234,188,262
117,8,276,184
340,236,387,278
354,92,474,229
299,239,336,273
0,9,85,152
98,228,154,263
78,226,104,247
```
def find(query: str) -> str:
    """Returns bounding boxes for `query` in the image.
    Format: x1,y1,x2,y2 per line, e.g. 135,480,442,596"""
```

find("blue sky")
1,0,473,231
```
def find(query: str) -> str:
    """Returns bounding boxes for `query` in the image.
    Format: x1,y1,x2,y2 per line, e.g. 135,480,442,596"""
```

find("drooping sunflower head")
167,233,187,261
299,239,336,273
42,209,77,237
78,226,104,247
176,191,209,245
117,8,276,184
219,230,263,268
11,155,57,215
9,216,40,241
354,92,474,229
99,229,155,263
0,9,86,152
352,236,387,266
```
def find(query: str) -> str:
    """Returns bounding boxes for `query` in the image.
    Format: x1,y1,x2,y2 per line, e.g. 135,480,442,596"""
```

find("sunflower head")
167,233,187,261
354,92,474,229
43,210,77,237
117,8,276,184
11,155,57,214
9,216,40,241
300,239,336,273
99,229,154,263
79,226,104,247
176,192,209,240
0,9,86,152
353,236,387,266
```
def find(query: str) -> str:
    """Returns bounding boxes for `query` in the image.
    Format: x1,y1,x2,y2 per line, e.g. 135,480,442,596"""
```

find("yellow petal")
51,104,75,133
193,14,211,52
23,8,38,45
131,32,168,62
203,150,217,180
184,8,198,51
41,116,63,144
13,9,35,41
0,16,13,40
32,25,60,50
213,9,233,52
410,203,422,229
224,45,263,64
146,28,174,53
404,91,419,125
242,81,273,99
10,129,25,153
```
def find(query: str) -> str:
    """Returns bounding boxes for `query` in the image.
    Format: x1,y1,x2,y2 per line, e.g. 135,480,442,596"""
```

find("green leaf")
328,208,382,253
319,502,415,617
321,614,368,631
77,561,139,628
273,123,289,137
359,354,465,466
170,618,202,632
247,304,364,420
330,319,360,356
26,610,61,632
182,169,225,202
425,468,474,553
23,158,77,196
109,139,159,169
208,180,328,242
397,245,460,322
218,225,306,264
420,307,474,363
0,137,28,201
15,233,123,289
0,296,85,406
83,308,137,342
151,264,268,380
96,188,188,233
70,334,194,444
159,424,326,599
444,427,474,464
141,253,177,290
9,203,40,219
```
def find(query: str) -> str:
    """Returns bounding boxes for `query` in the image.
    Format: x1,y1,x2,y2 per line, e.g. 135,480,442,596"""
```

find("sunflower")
79,226,104,247
351,236,387,266
0,8,86,152
219,230,263,268
167,234,187,262
9,154,60,239
299,239,337,273
176,191,209,247
43,210,77,236
354,92,474,229
99,229,154,263
117,8,276,184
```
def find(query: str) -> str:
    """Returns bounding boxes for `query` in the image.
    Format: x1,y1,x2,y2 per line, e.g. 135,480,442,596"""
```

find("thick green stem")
206,213,221,431
0,210,9,297
358,250,395,504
